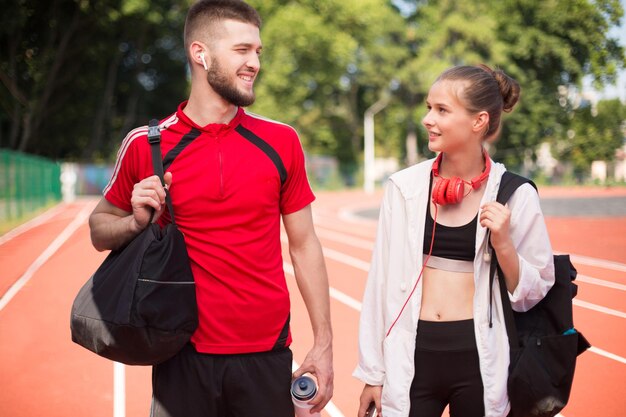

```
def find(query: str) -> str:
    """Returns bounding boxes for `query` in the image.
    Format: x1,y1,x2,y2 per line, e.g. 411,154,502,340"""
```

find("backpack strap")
488,172,537,346
147,119,177,224
496,171,537,202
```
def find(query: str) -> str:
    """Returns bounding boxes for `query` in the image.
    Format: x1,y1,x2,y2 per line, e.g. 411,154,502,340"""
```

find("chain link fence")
0,149,62,224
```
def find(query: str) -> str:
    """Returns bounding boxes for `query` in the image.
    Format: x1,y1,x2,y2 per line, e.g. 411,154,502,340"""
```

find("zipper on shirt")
217,137,225,198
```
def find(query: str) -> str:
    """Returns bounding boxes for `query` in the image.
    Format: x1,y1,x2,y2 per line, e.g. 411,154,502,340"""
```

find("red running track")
1,188,625,417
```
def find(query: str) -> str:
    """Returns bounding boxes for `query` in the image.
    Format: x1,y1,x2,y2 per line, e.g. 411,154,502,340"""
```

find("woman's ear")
473,111,490,134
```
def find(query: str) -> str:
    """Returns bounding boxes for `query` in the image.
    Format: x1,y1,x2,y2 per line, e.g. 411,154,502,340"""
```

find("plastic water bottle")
291,375,321,417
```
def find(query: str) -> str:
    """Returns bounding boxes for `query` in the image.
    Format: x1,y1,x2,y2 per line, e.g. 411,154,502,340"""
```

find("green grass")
0,202,58,236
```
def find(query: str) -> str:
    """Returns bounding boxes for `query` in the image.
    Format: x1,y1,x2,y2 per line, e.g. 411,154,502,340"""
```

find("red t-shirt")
103,102,315,354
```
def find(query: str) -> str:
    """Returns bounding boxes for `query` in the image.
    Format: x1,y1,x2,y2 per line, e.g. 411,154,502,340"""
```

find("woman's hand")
480,201,513,252
358,384,382,417
481,200,520,291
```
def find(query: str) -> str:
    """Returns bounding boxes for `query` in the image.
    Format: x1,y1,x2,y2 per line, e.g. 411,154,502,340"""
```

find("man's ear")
189,41,208,71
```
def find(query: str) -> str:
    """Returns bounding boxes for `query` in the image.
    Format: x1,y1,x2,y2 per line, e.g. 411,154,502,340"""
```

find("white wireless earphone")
199,52,208,71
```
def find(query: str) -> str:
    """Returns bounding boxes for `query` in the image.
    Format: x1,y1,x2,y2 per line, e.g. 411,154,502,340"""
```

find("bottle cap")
291,375,317,401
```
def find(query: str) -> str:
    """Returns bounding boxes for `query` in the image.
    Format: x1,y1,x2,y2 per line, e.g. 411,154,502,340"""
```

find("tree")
557,98,626,178
488,0,625,167
0,0,189,160
249,0,406,183
392,0,511,165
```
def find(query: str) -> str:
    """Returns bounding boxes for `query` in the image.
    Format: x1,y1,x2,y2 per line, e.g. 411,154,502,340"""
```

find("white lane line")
315,228,373,251
280,235,370,272
283,261,362,312
588,347,626,365
564,253,626,273
577,274,626,291
322,247,370,272
329,287,362,312
573,299,626,319
312,219,377,240
114,362,125,417
0,202,93,311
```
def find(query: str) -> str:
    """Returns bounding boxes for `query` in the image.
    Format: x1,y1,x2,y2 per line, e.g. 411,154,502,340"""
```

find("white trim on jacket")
353,158,555,417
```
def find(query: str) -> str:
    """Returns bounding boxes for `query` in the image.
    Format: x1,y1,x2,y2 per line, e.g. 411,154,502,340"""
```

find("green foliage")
249,0,406,175
0,0,189,161
554,98,626,174
488,0,625,165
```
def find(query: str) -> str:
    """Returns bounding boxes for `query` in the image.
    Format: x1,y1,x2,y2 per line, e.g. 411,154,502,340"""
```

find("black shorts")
409,319,484,417
150,344,295,417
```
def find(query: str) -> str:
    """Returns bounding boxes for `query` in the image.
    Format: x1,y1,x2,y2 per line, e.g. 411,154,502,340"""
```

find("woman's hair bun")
479,64,520,113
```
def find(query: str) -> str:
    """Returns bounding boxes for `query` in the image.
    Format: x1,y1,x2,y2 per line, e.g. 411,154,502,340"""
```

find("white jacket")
353,158,555,417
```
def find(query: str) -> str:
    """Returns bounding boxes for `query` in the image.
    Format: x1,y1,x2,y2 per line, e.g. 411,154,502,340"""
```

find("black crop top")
423,175,477,261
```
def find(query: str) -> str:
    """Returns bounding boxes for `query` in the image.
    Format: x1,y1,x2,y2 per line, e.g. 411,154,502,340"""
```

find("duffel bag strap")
147,119,177,225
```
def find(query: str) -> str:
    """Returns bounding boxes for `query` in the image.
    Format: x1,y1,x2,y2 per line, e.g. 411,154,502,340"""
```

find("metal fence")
0,149,62,223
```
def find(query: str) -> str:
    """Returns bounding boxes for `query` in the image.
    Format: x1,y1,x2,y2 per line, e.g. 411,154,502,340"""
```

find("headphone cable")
386,202,439,337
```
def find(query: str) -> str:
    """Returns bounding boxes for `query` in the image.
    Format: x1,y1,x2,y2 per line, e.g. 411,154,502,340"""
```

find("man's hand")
283,205,333,413
292,343,334,413
89,172,173,251
129,172,173,232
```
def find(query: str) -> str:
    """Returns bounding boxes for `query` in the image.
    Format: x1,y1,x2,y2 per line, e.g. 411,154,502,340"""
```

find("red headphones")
431,150,491,205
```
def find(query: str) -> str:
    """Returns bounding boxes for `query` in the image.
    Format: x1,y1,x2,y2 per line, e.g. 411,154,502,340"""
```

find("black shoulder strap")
235,124,288,187
147,119,176,224
489,171,537,345
496,171,537,204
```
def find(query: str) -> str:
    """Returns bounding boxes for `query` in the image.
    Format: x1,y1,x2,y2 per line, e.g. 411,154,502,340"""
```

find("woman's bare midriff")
419,267,475,321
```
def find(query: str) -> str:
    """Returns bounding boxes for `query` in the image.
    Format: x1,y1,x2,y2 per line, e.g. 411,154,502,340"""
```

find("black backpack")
490,171,591,417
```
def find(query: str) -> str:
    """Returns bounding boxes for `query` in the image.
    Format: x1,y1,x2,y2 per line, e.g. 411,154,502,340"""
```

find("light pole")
363,96,390,193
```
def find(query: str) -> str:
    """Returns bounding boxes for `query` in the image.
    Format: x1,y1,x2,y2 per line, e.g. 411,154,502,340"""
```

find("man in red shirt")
89,1,333,416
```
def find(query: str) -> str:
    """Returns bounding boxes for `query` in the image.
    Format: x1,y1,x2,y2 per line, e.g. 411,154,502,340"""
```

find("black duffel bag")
70,119,198,365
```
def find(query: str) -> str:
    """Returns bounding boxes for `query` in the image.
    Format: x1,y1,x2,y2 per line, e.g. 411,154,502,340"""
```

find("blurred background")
1,0,625,229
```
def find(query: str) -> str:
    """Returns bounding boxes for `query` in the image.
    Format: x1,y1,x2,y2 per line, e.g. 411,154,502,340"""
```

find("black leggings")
409,319,485,417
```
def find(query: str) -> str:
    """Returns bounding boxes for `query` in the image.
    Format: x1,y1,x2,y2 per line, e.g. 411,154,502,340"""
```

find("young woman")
354,65,555,417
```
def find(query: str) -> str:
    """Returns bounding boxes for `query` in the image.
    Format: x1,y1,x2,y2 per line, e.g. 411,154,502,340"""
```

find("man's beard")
206,59,256,107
